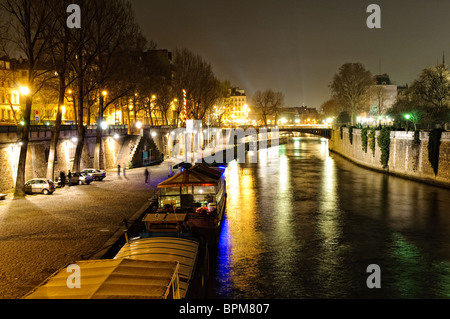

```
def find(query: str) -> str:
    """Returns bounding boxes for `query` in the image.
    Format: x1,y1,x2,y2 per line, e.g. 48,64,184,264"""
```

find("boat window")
162,187,181,195
193,186,216,194
181,186,193,194
160,196,180,208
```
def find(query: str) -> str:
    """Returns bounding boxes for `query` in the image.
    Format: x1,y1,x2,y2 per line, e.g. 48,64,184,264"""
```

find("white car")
25,179,56,195
81,169,106,181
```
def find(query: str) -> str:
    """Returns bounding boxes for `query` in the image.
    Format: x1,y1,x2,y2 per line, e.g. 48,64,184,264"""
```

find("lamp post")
404,114,411,132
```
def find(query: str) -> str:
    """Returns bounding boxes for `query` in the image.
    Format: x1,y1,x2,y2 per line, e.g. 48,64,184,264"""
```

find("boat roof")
189,163,225,180
24,259,179,299
113,236,199,298
158,168,219,188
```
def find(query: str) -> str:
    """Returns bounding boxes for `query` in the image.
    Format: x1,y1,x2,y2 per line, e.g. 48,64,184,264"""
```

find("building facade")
224,87,250,126
0,57,29,125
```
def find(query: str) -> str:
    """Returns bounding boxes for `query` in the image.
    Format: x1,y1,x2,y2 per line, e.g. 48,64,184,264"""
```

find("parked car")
25,179,56,195
78,172,94,185
56,172,93,187
81,169,106,181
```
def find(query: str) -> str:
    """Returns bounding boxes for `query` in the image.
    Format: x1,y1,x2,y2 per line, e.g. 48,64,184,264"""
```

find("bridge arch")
277,127,332,139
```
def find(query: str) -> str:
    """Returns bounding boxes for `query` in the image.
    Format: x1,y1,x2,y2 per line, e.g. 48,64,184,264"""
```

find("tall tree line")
0,0,229,196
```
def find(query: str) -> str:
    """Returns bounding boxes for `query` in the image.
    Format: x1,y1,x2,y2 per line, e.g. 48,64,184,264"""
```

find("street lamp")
19,86,30,96
404,114,411,132
101,121,108,130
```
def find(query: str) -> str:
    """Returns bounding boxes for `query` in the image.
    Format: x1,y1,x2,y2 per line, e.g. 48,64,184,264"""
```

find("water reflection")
215,136,450,298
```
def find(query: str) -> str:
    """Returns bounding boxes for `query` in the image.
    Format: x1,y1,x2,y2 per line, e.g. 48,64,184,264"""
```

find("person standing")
145,168,150,183
123,164,126,177
117,164,121,176
60,171,66,187
68,170,72,186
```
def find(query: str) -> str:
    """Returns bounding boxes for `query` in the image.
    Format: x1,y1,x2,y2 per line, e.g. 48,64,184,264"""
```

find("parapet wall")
329,128,450,188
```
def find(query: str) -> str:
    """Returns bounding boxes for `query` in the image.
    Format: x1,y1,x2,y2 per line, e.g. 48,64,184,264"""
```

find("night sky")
130,0,450,109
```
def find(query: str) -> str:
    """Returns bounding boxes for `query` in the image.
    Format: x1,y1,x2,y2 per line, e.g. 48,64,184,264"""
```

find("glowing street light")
404,114,411,132
136,121,143,129
101,121,108,130
19,86,30,96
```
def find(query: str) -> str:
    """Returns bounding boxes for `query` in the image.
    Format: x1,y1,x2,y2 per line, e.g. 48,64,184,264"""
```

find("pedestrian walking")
68,170,72,186
118,164,121,176
123,164,126,177
145,168,150,183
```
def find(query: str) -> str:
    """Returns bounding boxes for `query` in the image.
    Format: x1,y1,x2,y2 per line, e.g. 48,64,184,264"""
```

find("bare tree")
45,0,81,180
371,86,389,119
252,89,284,126
330,62,375,126
88,0,144,169
1,0,57,196
320,99,343,119
173,48,223,124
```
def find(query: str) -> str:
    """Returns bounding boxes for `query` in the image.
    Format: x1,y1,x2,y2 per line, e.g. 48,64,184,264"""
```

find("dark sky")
130,0,450,109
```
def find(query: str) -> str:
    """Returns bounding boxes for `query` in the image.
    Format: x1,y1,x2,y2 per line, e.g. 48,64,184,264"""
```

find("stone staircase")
115,135,141,168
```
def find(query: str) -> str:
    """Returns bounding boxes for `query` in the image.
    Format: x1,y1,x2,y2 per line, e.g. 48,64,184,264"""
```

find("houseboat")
25,258,182,299
155,163,227,246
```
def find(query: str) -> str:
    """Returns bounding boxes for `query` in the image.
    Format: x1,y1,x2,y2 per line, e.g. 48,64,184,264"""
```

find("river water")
212,135,450,299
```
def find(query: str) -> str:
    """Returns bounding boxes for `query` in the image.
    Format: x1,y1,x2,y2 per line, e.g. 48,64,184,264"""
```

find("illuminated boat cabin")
157,164,226,217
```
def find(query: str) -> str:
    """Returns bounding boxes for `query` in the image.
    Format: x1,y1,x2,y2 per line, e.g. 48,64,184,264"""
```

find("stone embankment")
329,127,450,188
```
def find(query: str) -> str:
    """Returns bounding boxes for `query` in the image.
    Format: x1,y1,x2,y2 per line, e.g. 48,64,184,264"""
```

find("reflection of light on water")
316,154,343,290
320,156,338,215
278,155,289,204
320,138,329,158
216,159,263,298
389,232,450,298
275,155,291,231
293,138,301,157
273,154,296,278
318,155,341,242
216,214,232,295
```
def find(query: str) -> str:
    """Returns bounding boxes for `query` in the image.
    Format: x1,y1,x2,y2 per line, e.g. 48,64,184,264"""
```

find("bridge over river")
253,125,332,139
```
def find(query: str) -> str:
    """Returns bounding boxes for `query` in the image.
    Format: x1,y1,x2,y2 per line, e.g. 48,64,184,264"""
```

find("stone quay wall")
0,126,127,193
329,127,450,188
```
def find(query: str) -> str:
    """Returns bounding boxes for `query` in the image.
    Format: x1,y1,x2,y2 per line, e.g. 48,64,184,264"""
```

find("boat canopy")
158,168,218,188
189,164,225,180
25,259,180,299
114,237,199,298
